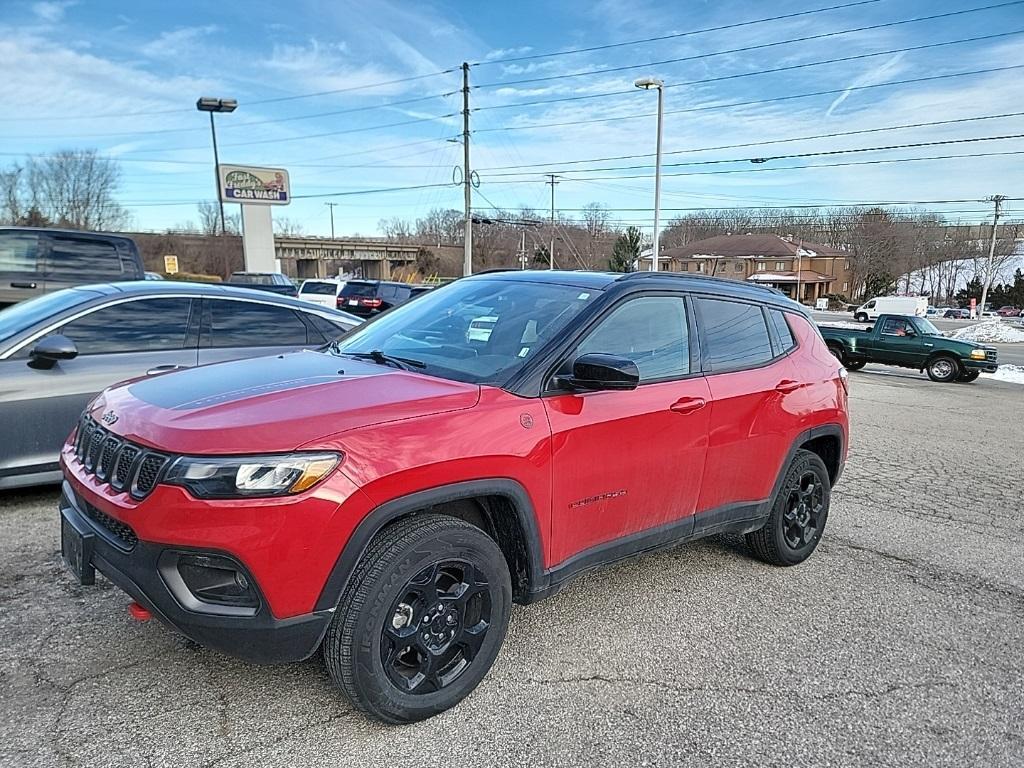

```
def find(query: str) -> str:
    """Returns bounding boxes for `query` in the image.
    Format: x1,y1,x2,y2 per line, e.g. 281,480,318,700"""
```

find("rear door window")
56,298,193,355
0,232,40,273
208,300,309,347
46,236,123,280
695,297,774,372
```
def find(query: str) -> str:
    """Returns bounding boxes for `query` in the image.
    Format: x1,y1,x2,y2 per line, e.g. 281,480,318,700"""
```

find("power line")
0,68,459,123
0,91,460,141
480,133,1024,177
474,2,1024,89
475,112,1024,172
472,0,884,65
472,65,1024,134
473,30,1024,112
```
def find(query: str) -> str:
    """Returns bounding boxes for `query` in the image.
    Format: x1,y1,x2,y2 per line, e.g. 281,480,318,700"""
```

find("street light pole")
634,77,664,272
196,97,238,236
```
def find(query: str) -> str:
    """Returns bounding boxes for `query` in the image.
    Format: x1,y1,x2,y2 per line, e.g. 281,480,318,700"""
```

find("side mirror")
28,334,78,370
559,353,640,392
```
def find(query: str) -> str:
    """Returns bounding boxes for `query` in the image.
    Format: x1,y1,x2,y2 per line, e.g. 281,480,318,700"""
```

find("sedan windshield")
0,289,89,347
329,278,600,385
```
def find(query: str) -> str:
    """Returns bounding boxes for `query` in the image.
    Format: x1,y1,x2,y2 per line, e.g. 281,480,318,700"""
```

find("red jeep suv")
59,270,849,723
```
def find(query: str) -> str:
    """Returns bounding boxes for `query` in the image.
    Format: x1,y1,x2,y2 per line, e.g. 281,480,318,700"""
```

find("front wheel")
926,355,960,383
844,359,866,371
323,514,512,723
854,313,869,322
956,370,980,383
746,449,831,567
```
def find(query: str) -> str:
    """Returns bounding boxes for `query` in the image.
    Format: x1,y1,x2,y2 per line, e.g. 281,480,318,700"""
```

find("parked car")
996,306,1021,317
943,308,971,319
408,285,435,299
58,270,848,723
0,227,145,306
297,278,346,309
0,282,360,489
143,272,165,281
852,295,928,322
336,279,418,317
820,314,997,382
226,271,298,297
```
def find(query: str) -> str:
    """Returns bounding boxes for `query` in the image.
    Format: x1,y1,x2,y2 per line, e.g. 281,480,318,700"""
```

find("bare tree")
273,217,306,236
581,202,611,238
24,150,130,230
378,217,413,241
197,201,239,235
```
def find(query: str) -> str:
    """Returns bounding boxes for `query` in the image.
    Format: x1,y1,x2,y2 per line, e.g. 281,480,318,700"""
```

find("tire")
746,449,831,567
826,343,845,363
854,313,869,323
844,360,866,371
323,513,512,724
926,355,960,383
956,370,980,383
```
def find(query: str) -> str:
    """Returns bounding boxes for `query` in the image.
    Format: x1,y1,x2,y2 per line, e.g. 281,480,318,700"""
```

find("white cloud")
826,53,907,117
141,25,219,59
31,1,75,23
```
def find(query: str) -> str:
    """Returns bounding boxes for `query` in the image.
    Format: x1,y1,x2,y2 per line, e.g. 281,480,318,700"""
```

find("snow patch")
951,321,1024,344
981,364,1024,385
818,321,868,330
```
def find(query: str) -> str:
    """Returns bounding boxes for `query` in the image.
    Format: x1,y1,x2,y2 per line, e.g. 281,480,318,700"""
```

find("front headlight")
164,452,341,499
969,349,987,360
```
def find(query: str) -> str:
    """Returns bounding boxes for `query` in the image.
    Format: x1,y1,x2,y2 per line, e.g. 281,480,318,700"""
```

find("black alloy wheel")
381,560,492,694
746,449,831,566
781,471,825,550
323,514,511,723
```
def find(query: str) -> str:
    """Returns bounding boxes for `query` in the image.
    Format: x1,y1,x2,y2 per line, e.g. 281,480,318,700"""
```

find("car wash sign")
219,165,290,205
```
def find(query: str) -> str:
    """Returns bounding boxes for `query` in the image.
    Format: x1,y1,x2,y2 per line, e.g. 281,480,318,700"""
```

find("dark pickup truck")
820,314,998,383
226,271,298,297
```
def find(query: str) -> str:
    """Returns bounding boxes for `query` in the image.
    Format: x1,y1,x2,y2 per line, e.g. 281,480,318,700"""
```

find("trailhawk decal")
569,489,627,509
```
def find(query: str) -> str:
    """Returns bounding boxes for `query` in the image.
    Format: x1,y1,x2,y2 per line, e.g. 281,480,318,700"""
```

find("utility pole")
324,202,338,239
518,230,526,269
978,194,1006,319
546,174,559,270
462,62,473,277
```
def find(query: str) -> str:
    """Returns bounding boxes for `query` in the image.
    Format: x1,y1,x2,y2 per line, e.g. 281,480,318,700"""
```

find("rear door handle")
670,396,707,415
146,364,189,376
10,281,38,289
775,380,802,393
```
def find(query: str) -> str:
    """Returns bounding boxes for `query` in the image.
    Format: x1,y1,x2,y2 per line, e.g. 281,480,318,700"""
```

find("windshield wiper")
340,350,426,370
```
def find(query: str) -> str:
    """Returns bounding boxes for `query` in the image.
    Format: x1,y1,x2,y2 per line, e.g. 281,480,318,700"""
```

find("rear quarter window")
46,236,123,279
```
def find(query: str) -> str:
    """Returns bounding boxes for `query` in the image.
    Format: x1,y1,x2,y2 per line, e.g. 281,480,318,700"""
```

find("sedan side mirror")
28,334,78,370
559,353,640,392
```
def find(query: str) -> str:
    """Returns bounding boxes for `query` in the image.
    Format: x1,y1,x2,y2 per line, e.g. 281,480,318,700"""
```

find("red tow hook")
128,601,152,622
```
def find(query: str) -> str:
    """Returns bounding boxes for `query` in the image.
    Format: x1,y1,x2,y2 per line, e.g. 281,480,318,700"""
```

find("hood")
90,350,480,454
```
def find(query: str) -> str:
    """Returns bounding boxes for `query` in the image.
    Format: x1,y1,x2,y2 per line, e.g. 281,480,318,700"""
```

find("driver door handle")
146,364,189,376
775,380,802,393
10,281,38,289
670,396,706,415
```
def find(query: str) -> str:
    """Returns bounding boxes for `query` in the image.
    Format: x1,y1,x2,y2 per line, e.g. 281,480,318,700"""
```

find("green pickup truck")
819,314,998,383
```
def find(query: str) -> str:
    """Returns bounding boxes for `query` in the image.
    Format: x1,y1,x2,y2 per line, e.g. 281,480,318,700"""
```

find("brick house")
642,234,854,304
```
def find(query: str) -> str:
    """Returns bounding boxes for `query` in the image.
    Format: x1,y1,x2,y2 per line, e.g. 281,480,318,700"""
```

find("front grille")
985,349,997,362
80,497,138,550
71,416,170,500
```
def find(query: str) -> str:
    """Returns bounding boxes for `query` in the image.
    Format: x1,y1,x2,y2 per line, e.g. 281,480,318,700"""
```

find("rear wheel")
926,355,960,383
956,370,980,383
323,514,512,723
746,450,831,567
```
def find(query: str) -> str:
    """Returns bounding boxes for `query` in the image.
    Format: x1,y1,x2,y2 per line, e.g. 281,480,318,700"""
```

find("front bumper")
962,359,998,373
59,481,331,664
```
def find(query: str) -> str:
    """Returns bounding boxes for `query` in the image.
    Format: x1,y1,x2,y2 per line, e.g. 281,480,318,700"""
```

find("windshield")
915,318,943,336
0,288,90,347
330,278,600,385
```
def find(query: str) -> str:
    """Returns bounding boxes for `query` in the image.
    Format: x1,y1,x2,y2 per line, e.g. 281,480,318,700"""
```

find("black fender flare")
769,424,846,501
314,478,545,612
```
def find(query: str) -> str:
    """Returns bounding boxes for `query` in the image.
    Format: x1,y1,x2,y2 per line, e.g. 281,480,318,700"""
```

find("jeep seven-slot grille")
73,417,169,500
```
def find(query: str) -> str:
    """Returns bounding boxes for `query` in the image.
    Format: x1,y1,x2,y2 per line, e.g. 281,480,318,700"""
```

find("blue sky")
1,0,1022,236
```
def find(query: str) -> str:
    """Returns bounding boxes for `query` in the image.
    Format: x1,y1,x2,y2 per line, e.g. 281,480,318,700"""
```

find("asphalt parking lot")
1,370,1022,768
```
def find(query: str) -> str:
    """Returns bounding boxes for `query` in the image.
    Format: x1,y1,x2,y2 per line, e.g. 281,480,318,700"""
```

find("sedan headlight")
164,452,341,499
969,349,987,360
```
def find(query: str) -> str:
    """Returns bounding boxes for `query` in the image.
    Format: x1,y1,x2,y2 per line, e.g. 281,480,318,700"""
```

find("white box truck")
853,296,929,322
